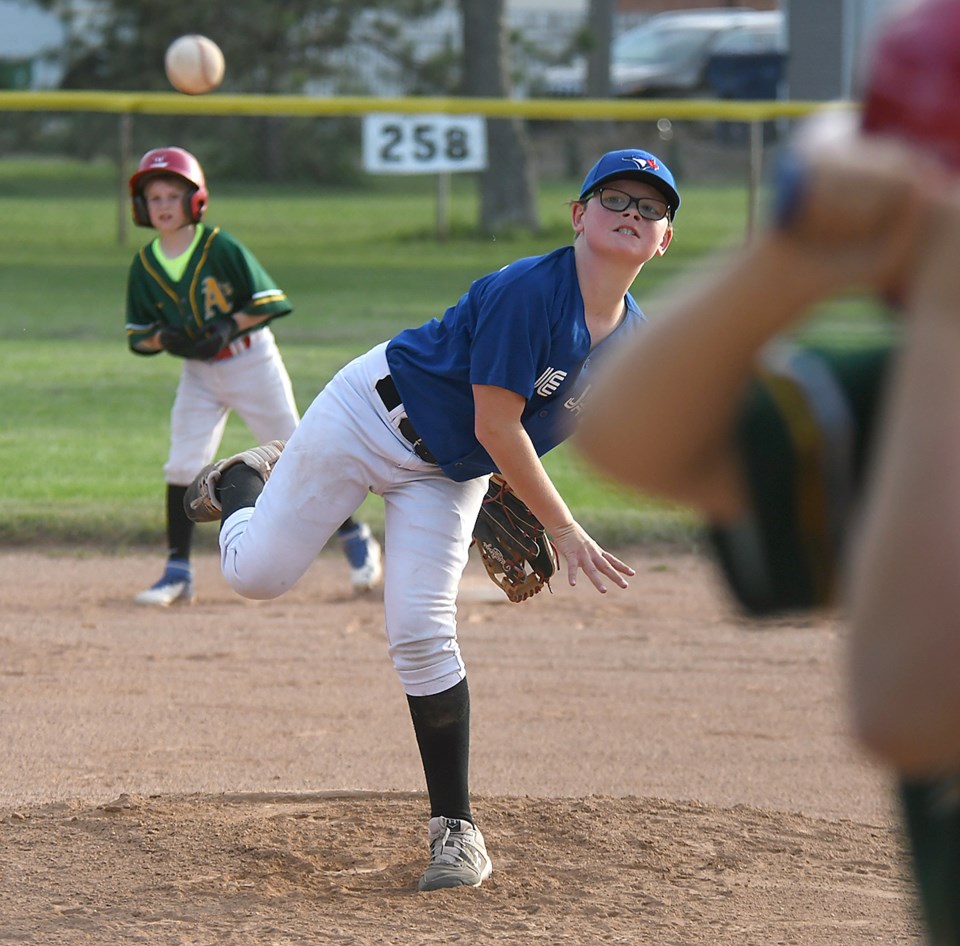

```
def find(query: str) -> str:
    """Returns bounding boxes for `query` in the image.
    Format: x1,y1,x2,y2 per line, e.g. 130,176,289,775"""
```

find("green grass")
0,157,894,549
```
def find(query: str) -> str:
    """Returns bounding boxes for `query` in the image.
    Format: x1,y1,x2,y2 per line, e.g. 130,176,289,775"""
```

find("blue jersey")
385,245,646,482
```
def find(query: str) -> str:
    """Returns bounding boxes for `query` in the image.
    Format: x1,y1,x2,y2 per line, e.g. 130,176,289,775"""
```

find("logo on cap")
624,155,660,172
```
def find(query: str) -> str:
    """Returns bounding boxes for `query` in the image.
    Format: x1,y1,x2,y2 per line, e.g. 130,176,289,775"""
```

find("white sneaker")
134,573,195,606
339,523,383,593
418,816,493,891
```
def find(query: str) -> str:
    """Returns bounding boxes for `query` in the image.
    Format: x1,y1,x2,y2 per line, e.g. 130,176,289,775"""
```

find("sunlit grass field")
0,156,895,548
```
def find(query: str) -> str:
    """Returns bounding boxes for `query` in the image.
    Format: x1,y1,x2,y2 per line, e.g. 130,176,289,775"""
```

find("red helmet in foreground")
128,146,209,227
860,0,960,169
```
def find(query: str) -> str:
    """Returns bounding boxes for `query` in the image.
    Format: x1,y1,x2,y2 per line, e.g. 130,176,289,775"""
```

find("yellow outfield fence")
0,89,841,121
0,91,855,242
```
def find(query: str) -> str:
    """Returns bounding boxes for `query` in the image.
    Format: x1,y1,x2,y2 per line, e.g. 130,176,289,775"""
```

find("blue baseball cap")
579,149,680,218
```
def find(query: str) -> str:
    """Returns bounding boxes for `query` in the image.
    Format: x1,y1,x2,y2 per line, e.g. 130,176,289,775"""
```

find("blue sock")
339,523,371,569
163,558,192,581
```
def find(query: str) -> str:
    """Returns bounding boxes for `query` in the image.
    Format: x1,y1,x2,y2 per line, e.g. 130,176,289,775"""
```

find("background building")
785,0,905,99
0,0,65,88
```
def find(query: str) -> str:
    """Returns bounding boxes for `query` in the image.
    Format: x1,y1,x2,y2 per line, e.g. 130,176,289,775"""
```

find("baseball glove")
159,323,200,358
159,315,236,360
473,475,559,603
191,314,236,359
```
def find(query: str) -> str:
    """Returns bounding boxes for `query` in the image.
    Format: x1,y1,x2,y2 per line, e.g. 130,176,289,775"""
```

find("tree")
30,0,451,179
458,0,539,235
29,0,543,229
581,0,616,162
585,0,614,99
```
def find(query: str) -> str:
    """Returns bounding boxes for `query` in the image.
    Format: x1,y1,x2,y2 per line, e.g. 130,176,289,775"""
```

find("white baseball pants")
218,342,490,697
165,327,299,485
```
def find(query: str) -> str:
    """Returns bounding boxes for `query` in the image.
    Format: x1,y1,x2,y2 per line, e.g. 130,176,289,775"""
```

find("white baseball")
164,35,225,96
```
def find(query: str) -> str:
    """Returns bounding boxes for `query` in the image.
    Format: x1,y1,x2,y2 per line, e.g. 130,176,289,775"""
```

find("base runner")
125,146,381,605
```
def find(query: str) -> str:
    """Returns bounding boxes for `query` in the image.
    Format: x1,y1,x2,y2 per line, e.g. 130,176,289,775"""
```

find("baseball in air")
164,35,225,95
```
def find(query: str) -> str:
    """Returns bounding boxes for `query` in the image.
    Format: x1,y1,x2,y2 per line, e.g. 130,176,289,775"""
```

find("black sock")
217,464,266,523
407,678,472,823
166,484,193,562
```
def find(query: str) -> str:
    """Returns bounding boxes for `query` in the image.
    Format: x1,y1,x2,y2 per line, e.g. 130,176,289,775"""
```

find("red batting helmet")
860,0,960,169
129,146,209,227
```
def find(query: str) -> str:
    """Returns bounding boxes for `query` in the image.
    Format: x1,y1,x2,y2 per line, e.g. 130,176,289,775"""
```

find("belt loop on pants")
375,375,439,464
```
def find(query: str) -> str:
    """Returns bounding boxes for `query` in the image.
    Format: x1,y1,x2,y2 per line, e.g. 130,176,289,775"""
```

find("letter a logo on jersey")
202,277,232,318
535,367,567,397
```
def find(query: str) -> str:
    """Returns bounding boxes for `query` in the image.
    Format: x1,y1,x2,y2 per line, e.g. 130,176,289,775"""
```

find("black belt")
375,375,438,464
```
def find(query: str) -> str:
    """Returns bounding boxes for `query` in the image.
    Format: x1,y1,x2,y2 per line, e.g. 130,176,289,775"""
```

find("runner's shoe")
134,562,194,607
339,522,383,593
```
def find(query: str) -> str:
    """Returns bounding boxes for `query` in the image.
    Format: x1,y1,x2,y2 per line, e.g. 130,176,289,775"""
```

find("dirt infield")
0,548,924,945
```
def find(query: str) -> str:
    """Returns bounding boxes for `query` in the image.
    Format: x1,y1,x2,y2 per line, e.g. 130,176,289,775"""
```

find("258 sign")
362,114,488,174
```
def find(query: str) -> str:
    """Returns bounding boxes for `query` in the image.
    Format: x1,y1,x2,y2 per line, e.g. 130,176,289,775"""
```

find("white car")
540,8,785,98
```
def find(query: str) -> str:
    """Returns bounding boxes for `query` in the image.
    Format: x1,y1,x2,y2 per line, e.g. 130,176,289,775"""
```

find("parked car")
539,8,785,98
704,19,787,99
705,20,788,144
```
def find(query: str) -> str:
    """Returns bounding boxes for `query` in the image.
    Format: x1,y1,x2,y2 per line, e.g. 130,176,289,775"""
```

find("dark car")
704,19,787,99
540,8,785,98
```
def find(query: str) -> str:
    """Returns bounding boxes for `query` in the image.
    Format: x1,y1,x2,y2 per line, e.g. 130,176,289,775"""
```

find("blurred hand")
775,110,951,302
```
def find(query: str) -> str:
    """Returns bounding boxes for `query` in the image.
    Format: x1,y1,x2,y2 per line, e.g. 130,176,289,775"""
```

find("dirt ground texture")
0,547,925,945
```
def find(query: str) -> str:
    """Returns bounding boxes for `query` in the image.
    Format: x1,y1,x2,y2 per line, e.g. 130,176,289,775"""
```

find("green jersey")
125,224,291,353
709,343,891,616
900,776,960,945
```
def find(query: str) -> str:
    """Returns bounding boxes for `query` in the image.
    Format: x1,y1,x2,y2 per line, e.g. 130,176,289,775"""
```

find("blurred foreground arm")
847,194,960,775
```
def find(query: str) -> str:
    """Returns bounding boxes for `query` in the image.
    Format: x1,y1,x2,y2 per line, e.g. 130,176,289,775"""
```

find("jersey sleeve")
125,256,163,355
215,230,292,325
708,343,892,616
